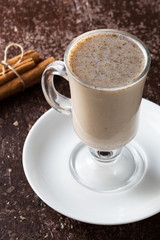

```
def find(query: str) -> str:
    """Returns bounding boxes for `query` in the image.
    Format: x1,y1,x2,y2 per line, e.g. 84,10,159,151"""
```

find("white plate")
23,99,160,225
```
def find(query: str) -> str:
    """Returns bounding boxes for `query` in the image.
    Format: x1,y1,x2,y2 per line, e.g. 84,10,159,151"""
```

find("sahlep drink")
68,32,146,150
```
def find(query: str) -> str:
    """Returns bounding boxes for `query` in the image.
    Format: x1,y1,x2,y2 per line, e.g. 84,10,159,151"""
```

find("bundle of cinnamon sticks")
0,50,55,101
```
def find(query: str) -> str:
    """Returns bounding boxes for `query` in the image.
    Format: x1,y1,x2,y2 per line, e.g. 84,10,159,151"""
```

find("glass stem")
89,147,122,163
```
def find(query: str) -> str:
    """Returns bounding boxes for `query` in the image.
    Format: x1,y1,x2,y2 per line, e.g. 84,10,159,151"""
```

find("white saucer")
23,99,160,225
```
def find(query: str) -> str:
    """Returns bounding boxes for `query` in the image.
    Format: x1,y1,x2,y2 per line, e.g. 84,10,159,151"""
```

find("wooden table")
0,0,160,239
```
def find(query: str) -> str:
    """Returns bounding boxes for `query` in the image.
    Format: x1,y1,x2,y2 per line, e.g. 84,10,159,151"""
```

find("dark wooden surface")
0,0,160,239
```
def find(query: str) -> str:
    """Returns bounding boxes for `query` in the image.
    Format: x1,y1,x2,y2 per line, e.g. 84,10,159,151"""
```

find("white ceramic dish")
23,99,160,225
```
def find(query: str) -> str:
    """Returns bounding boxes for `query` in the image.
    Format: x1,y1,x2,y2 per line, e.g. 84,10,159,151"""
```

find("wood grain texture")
0,0,160,239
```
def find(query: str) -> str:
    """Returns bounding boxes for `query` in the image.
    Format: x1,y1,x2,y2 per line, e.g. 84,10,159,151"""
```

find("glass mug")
41,29,151,192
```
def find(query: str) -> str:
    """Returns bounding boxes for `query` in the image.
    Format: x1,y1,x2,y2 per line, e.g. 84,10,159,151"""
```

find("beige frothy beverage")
67,31,147,150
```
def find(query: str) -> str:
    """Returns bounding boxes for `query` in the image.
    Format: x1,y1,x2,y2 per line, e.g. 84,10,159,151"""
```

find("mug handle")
41,61,72,115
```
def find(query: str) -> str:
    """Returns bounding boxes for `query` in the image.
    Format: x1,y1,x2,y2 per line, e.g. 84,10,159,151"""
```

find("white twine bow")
1,43,25,89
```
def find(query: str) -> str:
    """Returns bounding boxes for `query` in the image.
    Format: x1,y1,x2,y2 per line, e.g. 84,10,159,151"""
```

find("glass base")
69,142,146,193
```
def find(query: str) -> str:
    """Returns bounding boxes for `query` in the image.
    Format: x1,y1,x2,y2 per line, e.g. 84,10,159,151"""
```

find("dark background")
0,0,160,239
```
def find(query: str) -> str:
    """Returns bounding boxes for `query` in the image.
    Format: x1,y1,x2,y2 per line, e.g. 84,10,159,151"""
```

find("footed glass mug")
41,29,151,192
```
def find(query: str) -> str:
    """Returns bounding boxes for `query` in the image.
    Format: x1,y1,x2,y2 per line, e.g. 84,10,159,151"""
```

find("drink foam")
69,33,146,88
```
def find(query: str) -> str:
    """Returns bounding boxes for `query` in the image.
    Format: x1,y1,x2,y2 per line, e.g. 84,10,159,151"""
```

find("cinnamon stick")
0,58,36,86
0,57,55,101
0,50,41,72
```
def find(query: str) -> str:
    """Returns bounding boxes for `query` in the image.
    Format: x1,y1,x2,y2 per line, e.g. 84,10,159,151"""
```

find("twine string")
1,43,25,89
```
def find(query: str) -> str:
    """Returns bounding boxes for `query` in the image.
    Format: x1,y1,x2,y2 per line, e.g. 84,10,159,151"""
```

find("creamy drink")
67,32,147,150
42,29,150,192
